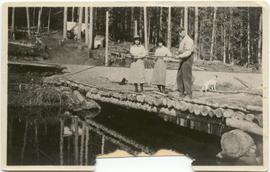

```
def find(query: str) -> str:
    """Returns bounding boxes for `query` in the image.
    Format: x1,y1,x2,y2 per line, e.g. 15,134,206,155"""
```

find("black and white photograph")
2,1,267,171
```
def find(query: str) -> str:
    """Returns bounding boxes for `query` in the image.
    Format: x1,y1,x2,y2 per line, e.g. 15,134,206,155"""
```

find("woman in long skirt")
152,39,172,93
129,36,146,92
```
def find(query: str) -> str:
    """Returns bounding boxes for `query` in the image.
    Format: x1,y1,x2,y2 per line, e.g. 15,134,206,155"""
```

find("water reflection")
7,106,151,165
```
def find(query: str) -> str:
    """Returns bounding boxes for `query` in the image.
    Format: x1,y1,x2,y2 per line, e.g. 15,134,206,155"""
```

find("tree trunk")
223,26,226,64
131,7,134,37
26,7,31,39
194,7,199,61
247,8,250,64
167,7,171,49
37,7,43,33
85,7,89,44
144,7,148,53
11,7,15,39
240,21,243,61
228,8,233,64
32,7,35,27
47,8,51,33
180,8,184,28
134,20,138,37
88,7,93,49
184,7,188,32
159,7,163,39
139,8,143,38
257,11,262,65
63,7,67,40
72,7,74,22
210,7,217,61
105,10,109,66
78,7,83,41
147,14,150,45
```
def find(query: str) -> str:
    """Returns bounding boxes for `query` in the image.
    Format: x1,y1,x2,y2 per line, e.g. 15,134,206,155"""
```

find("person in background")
175,27,194,99
129,35,146,92
151,39,172,93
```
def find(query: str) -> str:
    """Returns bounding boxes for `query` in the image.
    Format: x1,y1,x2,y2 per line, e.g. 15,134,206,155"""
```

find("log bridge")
45,77,263,164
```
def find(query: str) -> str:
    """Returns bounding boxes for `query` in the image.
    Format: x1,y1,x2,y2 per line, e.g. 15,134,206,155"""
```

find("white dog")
201,75,218,92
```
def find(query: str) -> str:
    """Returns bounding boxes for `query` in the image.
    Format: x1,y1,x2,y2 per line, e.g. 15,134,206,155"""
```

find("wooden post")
144,7,148,53
134,20,138,36
194,7,199,61
88,7,93,50
80,122,85,165
101,135,105,154
63,7,67,40
131,7,134,37
210,7,217,61
60,118,64,165
167,7,171,49
84,125,89,165
85,7,89,44
184,7,188,33
26,7,31,39
37,7,43,33
228,8,233,64
105,10,109,66
74,117,79,165
78,7,83,41
34,120,39,162
11,7,15,40
20,121,28,164
47,8,51,33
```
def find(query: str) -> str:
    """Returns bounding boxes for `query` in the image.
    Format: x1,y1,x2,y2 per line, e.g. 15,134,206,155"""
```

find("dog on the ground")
201,75,218,92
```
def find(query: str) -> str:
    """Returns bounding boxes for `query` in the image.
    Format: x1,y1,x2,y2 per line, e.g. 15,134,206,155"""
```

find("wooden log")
214,108,223,118
244,114,255,122
194,104,201,116
223,109,234,118
234,111,245,120
60,118,64,165
246,105,262,112
225,118,263,136
219,129,255,158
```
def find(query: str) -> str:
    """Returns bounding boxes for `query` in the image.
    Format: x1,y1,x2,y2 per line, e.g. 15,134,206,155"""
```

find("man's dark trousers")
176,55,193,96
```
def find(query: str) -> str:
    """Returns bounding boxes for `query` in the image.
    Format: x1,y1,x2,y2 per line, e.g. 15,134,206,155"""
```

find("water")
7,71,236,166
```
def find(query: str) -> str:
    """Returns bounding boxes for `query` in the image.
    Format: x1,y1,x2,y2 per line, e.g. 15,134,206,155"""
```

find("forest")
8,6,262,68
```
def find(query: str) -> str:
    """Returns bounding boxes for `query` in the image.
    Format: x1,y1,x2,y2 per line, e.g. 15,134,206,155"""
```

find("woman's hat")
133,34,141,40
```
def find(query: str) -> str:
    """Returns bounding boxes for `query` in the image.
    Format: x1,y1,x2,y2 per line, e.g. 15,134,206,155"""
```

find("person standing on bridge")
129,35,146,92
151,39,172,93
175,27,194,99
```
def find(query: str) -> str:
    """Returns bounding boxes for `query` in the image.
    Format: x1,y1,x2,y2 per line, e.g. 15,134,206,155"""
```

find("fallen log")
219,129,256,158
225,118,263,136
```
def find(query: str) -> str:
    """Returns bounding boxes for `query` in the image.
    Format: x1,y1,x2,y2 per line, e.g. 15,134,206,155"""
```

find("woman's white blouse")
130,45,146,58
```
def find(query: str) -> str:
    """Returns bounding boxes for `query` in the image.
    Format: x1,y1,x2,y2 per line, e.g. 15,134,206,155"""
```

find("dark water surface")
7,71,236,166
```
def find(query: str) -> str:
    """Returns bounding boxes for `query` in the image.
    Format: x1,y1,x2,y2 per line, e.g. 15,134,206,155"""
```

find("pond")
6,71,239,166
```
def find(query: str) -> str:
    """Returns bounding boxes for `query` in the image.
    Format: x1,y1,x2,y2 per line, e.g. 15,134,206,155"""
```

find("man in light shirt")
175,27,194,99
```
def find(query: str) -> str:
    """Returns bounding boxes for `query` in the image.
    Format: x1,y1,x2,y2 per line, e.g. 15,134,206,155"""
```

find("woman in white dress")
152,39,172,93
129,36,146,92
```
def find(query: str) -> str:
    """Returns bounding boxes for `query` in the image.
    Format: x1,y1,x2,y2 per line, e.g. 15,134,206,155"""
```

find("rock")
234,111,246,120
